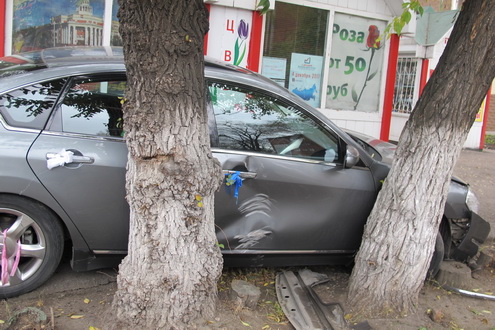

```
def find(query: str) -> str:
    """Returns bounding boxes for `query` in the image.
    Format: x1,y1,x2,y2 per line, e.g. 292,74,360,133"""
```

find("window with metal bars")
393,57,419,114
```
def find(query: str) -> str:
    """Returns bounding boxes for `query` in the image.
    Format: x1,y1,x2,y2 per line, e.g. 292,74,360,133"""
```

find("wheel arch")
0,192,91,261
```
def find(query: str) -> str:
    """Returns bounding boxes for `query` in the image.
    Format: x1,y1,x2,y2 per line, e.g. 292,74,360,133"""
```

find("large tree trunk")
348,0,495,316
112,1,223,328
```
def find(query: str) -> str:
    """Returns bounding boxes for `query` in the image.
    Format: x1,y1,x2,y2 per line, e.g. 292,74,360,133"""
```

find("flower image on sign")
207,7,252,68
289,53,323,108
326,14,386,112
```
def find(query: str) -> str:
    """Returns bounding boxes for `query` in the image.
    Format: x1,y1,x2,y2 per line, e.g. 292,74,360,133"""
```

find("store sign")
288,53,323,108
326,14,386,112
476,98,486,122
207,7,252,68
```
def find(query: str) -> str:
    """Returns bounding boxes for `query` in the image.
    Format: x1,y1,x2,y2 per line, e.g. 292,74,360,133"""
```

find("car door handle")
71,155,94,164
46,153,94,164
46,150,95,170
222,170,257,179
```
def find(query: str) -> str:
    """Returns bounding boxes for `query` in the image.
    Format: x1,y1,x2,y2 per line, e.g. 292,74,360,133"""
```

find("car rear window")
0,79,67,130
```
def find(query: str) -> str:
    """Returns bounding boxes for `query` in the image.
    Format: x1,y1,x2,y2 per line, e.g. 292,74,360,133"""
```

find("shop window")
262,2,328,108
12,0,105,53
111,0,122,46
393,57,419,114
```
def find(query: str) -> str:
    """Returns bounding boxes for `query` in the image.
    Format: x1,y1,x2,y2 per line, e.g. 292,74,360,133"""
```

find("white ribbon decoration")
46,149,74,170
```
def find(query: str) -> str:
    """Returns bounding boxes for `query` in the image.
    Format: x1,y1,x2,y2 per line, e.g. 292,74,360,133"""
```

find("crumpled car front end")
446,183,490,262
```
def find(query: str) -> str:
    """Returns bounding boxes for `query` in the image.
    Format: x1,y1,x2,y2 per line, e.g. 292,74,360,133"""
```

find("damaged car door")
208,81,377,264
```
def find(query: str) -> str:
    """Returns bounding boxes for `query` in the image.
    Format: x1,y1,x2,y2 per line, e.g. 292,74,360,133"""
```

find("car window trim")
212,148,340,167
40,129,125,142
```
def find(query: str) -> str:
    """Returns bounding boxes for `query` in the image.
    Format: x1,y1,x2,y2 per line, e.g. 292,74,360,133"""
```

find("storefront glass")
326,13,386,112
262,2,327,108
12,0,105,54
111,0,122,46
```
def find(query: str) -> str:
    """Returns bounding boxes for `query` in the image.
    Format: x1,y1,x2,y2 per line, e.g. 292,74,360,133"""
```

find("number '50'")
344,56,366,75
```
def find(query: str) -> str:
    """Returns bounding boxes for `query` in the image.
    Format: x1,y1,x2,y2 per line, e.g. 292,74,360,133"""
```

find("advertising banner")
326,13,386,112
13,0,105,53
288,53,323,108
261,56,287,86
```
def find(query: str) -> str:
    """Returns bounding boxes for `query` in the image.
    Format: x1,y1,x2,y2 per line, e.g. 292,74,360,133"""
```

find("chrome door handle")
46,153,94,164
71,155,94,164
222,170,257,179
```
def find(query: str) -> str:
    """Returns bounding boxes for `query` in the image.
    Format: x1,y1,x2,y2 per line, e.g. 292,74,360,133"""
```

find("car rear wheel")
0,195,64,298
427,233,445,279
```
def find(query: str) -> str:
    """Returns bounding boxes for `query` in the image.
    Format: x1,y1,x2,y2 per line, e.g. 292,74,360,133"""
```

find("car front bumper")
451,212,491,261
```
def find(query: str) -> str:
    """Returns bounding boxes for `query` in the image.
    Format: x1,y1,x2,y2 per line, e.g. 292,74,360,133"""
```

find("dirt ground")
1,148,494,330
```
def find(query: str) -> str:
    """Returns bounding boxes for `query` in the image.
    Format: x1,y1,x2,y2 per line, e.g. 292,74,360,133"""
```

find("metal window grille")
393,58,419,114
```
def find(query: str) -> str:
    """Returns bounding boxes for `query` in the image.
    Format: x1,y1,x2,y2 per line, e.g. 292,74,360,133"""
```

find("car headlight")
466,187,480,214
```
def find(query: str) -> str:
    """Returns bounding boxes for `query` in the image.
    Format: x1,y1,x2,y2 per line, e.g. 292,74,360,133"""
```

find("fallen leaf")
482,310,492,314
84,298,90,304
241,320,251,327
0,320,4,324
70,315,84,319
89,327,101,330
344,314,353,320
262,325,270,329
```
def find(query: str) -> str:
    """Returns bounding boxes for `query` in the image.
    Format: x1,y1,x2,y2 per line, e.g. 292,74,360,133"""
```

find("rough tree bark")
348,0,495,316
112,0,223,328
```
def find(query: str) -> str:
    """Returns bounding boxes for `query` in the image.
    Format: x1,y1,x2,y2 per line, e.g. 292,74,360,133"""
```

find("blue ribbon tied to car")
225,171,243,203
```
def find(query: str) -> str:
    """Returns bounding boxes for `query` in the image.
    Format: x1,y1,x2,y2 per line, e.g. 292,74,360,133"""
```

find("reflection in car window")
209,82,340,162
61,79,125,137
0,79,66,129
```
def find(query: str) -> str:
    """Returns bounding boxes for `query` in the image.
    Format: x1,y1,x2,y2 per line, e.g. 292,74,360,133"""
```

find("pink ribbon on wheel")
1,229,21,285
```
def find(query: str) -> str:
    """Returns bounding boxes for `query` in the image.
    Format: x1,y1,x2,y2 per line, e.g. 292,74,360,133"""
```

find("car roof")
0,46,247,75
0,46,274,91
0,46,293,102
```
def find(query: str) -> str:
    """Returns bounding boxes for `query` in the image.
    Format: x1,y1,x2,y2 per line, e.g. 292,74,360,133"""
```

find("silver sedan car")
0,47,490,298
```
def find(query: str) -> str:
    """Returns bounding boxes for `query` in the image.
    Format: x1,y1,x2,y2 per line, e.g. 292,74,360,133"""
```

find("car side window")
0,79,67,129
60,78,125,137
209,81,341,163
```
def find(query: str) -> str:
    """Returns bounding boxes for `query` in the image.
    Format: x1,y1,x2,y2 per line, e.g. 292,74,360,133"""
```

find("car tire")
427,233,444,279
0,195,64,298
